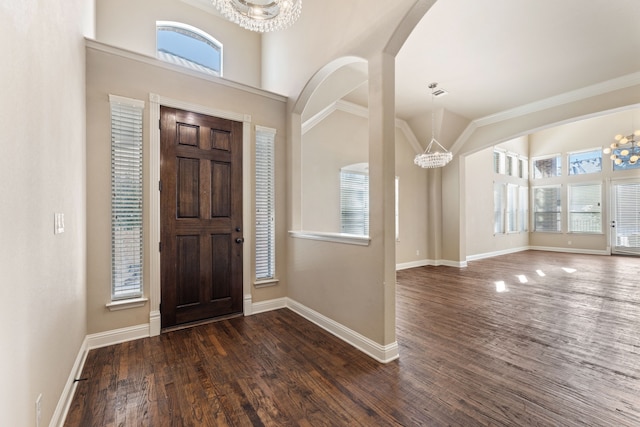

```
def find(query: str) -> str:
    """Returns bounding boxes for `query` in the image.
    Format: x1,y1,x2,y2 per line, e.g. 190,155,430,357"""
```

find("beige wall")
465,137,529,257
395,127,430,265
86,45,287,334
302,110,369,232
0,1,88,425
95,0,262,88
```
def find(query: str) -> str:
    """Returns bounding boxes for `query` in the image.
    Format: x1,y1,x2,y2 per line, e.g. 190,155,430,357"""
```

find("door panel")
161,107,243,328
211,162,231,217
177,157,200,218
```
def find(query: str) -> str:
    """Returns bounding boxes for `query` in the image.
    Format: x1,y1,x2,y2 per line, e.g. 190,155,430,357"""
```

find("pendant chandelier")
603,130,640,167
212,0,302,32
414,83,453,169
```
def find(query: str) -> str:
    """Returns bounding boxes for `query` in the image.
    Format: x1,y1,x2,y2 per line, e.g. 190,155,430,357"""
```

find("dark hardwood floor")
64,251,640,426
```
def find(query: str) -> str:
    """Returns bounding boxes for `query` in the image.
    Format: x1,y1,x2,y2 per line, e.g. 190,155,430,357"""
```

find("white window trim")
289,230,371,246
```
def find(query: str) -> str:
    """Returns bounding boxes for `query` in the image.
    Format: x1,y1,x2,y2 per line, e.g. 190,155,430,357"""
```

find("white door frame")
610,177,640,256
148,93,252,336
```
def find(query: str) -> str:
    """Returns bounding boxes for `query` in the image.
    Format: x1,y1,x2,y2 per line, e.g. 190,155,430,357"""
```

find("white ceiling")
395,0,640,122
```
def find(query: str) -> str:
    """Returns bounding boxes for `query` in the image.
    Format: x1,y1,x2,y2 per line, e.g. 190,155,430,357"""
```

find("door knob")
235,237,244,244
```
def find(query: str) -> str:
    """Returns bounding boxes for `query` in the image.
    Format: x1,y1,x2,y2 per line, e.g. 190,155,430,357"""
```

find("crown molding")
475,72,640,128
85,38,287,103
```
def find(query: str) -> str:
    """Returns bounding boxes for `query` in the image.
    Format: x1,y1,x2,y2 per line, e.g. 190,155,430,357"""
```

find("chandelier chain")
414,82,453,168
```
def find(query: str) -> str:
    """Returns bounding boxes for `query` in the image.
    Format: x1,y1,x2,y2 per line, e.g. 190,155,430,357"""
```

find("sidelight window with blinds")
110,95,144,301
255,126,276,281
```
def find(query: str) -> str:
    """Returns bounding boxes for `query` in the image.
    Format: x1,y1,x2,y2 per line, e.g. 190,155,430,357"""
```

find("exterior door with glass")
611,180,640,255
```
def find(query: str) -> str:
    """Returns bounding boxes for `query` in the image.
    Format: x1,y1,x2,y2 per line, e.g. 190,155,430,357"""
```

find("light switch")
54,213,65,234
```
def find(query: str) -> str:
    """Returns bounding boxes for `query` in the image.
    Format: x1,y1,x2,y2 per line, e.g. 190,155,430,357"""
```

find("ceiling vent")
432,87,448,97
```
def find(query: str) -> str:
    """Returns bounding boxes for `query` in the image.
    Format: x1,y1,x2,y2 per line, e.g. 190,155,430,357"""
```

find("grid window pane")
569,150,602,175
533,156,562,179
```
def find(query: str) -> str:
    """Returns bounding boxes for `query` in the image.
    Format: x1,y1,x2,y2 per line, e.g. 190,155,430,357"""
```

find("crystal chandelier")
212,0,302,32
603,129,640,167
414,83,453,168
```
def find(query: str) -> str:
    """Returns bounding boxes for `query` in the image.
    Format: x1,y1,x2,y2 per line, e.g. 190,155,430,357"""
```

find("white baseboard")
396,258,467,270
251,297,287,315
436,259,468,268
286,298,399,364
149,310,161,337
243,294,253,316
529,246,610,256
247,296,398,363
396,259,431,270
50,337,89,427
86,323,150,350
466,246,530,262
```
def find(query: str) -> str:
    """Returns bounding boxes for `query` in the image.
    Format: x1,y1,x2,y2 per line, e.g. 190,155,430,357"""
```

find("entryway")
160,106,244,328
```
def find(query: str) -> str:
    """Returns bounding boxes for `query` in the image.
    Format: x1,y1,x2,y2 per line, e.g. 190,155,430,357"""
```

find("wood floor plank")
64,251,640,426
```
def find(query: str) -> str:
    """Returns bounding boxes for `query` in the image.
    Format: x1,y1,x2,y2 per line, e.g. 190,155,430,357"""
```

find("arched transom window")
156,21,222,76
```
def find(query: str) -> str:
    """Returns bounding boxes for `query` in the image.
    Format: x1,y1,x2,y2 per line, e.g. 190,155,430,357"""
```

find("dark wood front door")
160,106,243,328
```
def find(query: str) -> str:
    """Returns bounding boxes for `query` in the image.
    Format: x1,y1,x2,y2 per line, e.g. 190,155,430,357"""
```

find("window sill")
254,278,279,288
106,297,148,312
289,230,371,246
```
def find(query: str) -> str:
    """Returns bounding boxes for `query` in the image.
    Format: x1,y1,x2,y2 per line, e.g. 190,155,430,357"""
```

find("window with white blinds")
493,182,505,234
506,184,518,233
533,185,562,232
568,183,602,233
519,186,529,232
110,95,144,300
255,126,276,280
340,168,369,235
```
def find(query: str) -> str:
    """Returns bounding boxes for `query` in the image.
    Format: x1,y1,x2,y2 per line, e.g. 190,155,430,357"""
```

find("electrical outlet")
416,250,420,256
568,240,572,245
36,394,42,427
